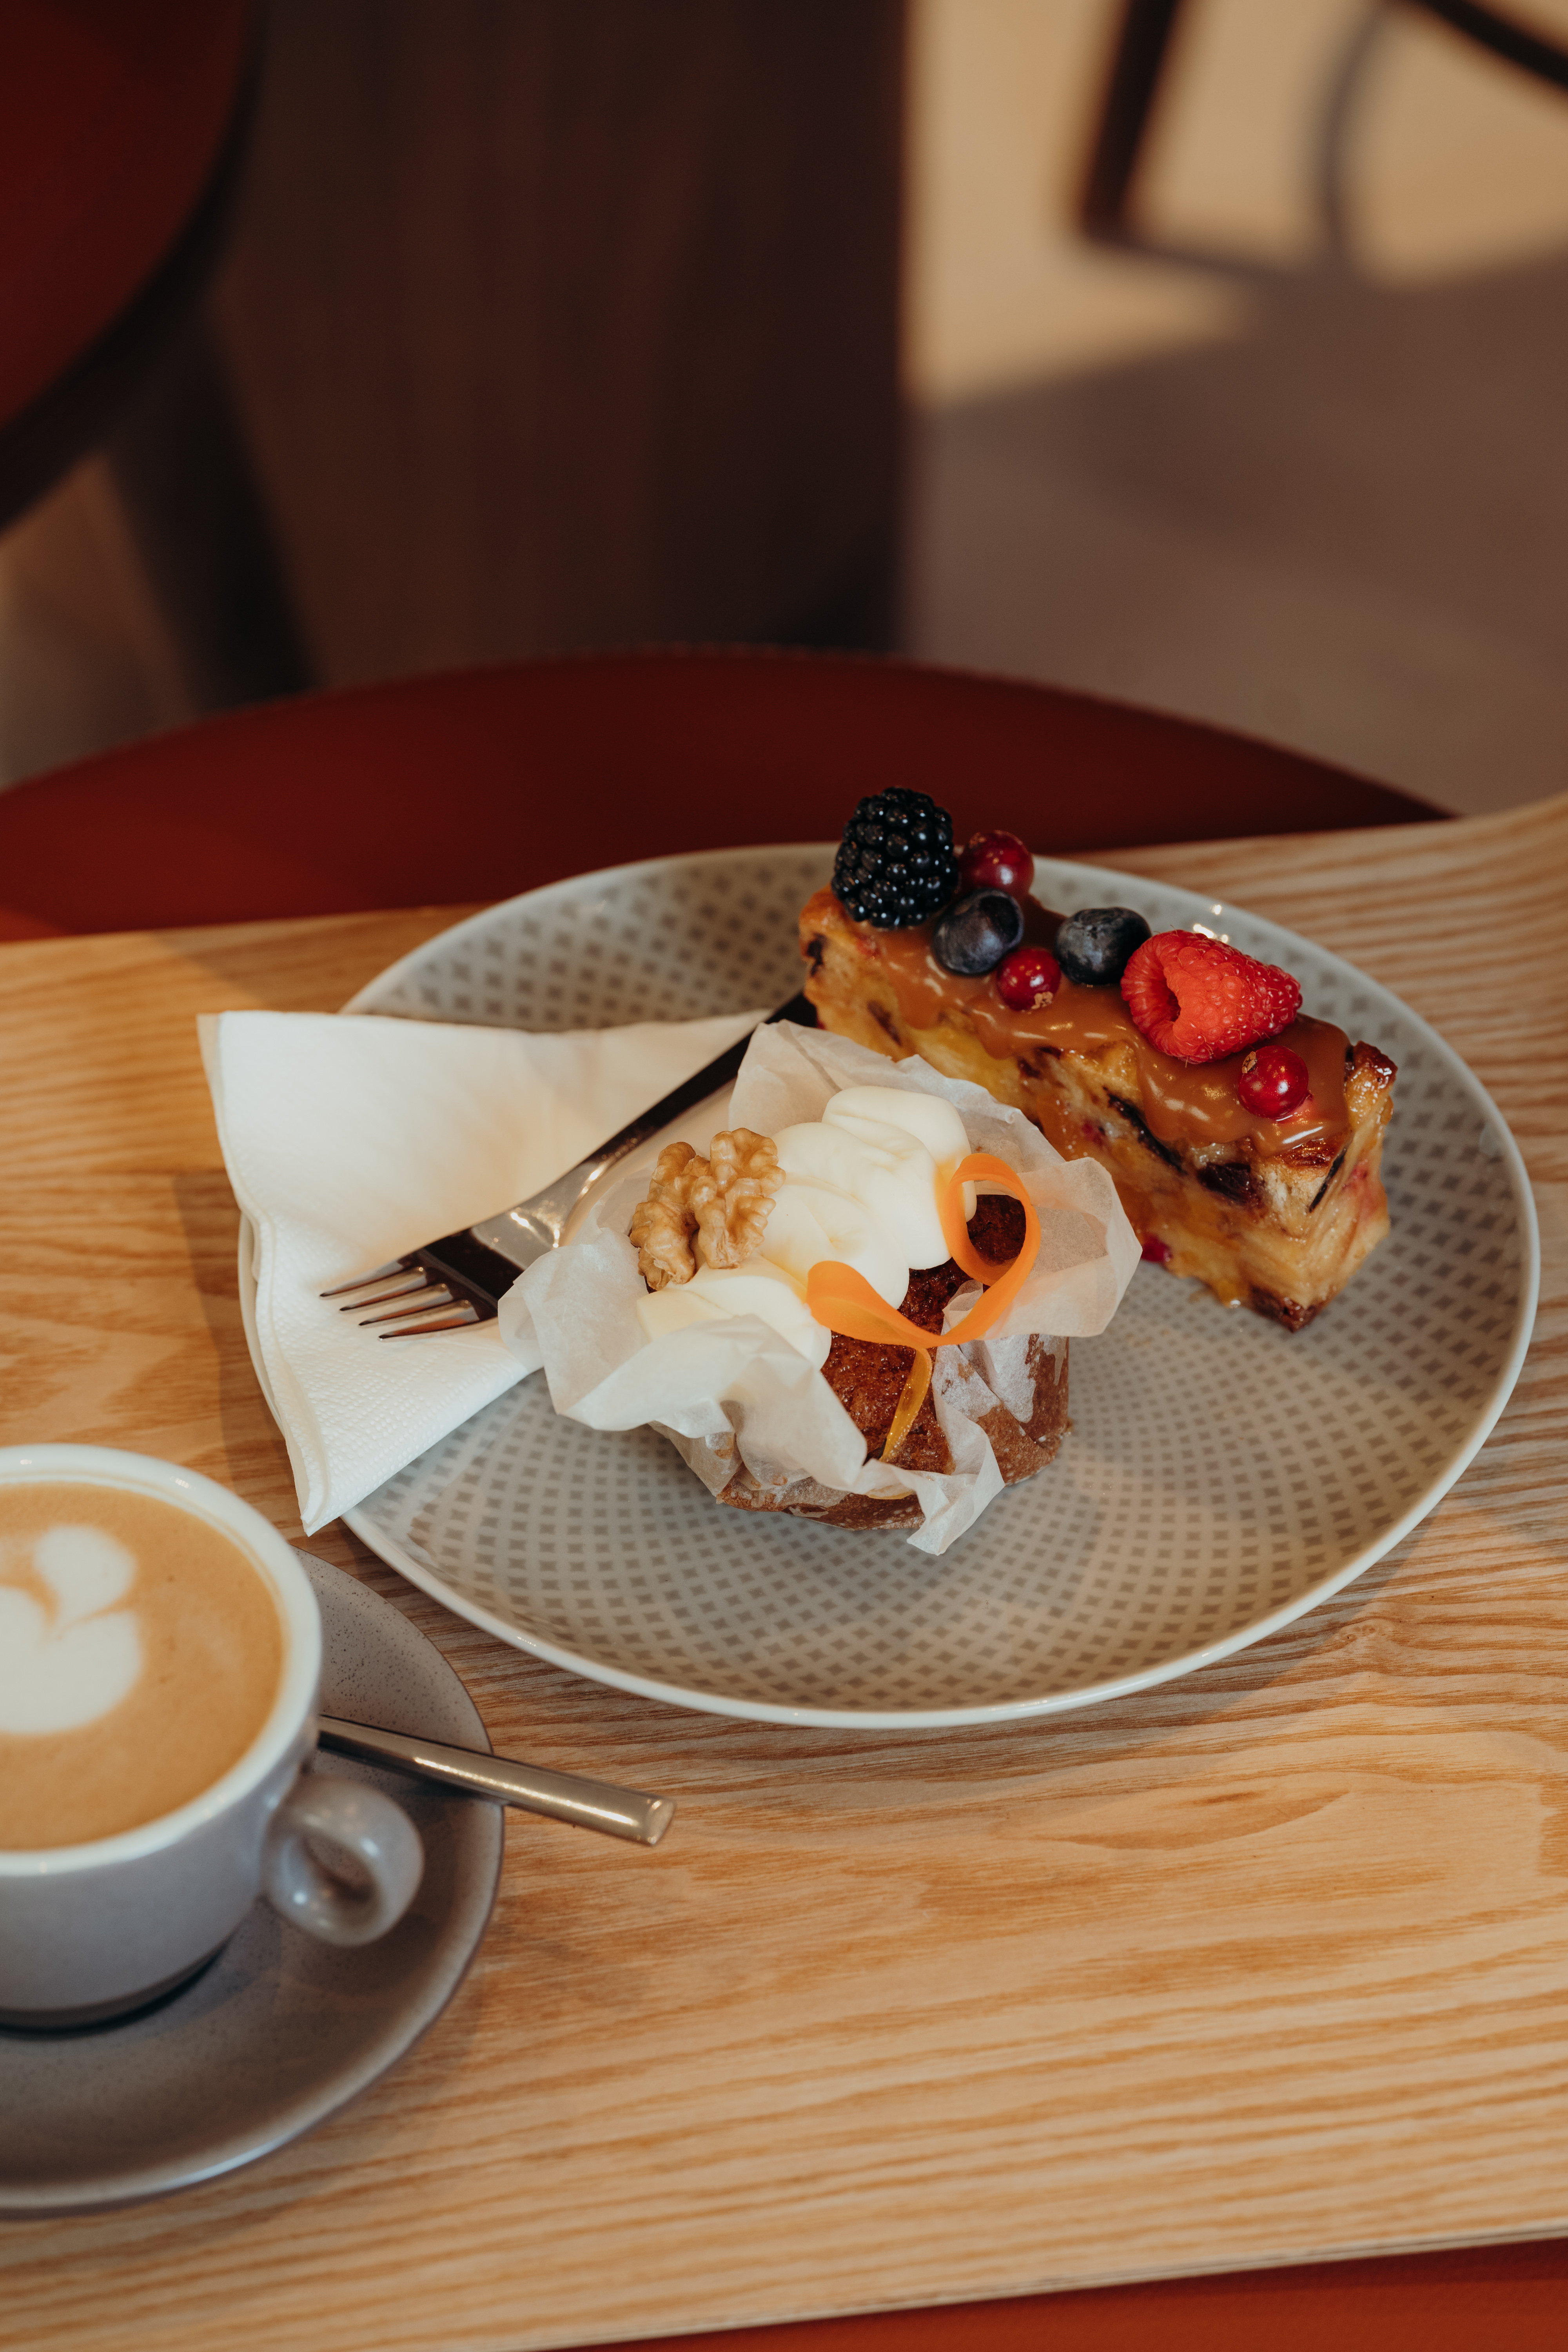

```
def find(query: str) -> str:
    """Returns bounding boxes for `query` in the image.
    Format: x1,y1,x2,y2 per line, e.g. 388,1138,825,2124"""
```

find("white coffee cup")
0,1445,424,2029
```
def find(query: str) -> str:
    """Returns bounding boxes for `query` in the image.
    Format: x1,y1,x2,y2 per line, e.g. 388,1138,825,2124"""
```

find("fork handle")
468,989,814,1273
402,991,814,1316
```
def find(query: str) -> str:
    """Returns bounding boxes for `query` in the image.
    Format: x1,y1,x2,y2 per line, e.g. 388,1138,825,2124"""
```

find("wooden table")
2,792,1565,2352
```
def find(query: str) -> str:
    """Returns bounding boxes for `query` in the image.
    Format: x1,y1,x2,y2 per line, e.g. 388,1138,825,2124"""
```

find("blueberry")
1054,906,1151,986
932,889,1025,977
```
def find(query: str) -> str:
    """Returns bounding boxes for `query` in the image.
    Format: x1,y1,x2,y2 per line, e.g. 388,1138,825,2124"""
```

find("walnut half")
690,1129,781,1269
629,1141,700,1290
629,1128,781,1289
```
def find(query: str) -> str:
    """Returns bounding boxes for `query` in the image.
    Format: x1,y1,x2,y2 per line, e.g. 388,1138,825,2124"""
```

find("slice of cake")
802,793,1396,1331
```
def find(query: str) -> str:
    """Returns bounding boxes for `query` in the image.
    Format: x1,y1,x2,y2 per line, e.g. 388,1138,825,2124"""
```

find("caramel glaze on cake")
716,1196,1068,1530
801,886,1397,1332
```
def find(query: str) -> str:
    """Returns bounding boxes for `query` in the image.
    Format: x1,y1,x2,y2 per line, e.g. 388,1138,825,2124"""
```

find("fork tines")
319,1259,483,1337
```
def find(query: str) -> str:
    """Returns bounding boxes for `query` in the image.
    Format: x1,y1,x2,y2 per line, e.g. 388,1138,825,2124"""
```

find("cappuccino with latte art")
0,1483,284,1848
0,1446,424,2029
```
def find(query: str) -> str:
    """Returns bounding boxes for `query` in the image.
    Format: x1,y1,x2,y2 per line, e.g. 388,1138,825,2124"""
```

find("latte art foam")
0,1484,284,1849
0,1523,142,1734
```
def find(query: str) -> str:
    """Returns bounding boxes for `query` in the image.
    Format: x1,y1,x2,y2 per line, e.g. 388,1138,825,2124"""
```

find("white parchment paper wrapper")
499,1025,1140,1554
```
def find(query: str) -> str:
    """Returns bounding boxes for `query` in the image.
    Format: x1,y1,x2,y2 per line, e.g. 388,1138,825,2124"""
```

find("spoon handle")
316,1715,674,1847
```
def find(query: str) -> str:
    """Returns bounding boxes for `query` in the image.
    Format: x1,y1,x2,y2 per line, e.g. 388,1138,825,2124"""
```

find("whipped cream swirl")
636,1085,977,1361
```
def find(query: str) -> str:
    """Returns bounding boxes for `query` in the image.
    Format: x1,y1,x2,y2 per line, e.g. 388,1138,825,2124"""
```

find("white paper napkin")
200,1006,763,1534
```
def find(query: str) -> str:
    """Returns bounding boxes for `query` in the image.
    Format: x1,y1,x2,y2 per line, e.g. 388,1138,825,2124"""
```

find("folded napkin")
201,1006,763,1534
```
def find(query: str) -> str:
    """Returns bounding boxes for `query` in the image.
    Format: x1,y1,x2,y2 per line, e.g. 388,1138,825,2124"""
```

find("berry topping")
932,889,1025,976
958,829,1034,899
995,942,1062,1010
1238,1043,1310,1118
1054,906,1151,986
833,789,960,928
1140,1234,1171,1264
1121,931,1302,1063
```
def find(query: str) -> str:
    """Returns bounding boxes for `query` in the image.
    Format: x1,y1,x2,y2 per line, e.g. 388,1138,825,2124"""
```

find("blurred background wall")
210,0,904,679
4,0,1568,815
905,0,1568,817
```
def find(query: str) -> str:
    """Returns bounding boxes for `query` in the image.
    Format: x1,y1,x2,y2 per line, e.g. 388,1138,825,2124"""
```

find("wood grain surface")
0,797,1565,2352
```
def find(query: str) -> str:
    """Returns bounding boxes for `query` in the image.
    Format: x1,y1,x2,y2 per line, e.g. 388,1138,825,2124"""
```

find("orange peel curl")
805,1153,1041,1367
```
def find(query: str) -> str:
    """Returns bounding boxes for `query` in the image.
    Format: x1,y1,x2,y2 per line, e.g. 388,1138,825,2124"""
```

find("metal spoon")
317,1715,674,1847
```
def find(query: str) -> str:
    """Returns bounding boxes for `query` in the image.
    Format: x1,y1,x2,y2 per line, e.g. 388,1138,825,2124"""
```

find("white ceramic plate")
327,846,1537,1730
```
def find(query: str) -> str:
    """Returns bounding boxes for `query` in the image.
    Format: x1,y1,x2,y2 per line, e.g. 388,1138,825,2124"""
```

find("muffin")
627,1086,1067,1528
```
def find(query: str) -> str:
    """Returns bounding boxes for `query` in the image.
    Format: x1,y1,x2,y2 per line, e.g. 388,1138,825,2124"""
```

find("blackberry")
832,789,959,928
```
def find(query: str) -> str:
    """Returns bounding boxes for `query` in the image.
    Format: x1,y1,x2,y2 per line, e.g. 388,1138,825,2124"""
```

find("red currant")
995,944,1060,1010
1238,1043,1310,1118
959,829,1034,899
1140,1234,1171,1264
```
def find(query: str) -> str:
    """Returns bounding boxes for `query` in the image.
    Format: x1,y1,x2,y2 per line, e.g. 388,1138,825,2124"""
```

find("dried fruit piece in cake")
800,809,1397,1331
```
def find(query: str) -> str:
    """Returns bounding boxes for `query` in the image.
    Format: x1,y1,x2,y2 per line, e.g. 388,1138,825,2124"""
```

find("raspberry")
1121,931,1302,1063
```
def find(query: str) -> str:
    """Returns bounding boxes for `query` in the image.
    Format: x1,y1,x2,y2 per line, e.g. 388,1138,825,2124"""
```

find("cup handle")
261,1775,424,1947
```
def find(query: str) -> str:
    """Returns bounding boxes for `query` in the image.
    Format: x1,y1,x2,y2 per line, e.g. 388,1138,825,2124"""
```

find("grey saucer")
0,1553,503,2216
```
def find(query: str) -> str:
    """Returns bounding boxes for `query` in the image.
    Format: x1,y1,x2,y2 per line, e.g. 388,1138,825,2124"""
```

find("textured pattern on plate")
347,848,1533,1725
353,846,832,1031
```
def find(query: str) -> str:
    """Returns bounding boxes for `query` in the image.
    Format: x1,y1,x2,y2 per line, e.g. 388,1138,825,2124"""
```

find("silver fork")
322,992,814,1336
